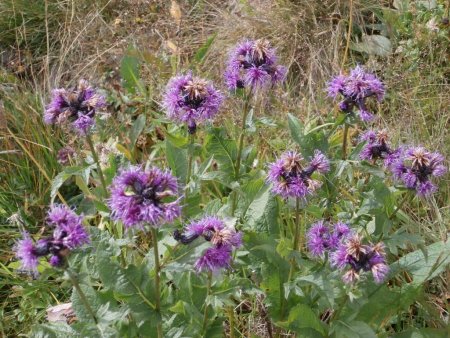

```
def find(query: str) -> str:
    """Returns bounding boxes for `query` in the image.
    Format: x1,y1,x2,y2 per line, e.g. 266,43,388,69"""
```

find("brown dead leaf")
166,40,178,54
170,1,182,26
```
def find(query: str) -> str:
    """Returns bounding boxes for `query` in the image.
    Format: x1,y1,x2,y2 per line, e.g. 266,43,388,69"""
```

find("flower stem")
86,133,108,197
284,198,302,319
293,198,301,252
66,268,98,324
228,306,236,338
342,123,349,160
185,132,195,202
202,271,213,334
152,227,163,338
231,92,252,216
234,92,251,180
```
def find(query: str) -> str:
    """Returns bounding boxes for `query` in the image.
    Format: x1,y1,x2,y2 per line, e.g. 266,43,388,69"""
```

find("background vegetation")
0,0,448,336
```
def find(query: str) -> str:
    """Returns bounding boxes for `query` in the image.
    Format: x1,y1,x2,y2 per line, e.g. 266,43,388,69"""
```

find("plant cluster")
9,37,449,337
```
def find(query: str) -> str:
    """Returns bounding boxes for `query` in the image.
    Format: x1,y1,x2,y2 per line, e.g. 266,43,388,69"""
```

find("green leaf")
166,138,188,183
331,320,376,338
129,114,146,147
194,34,217,63
278,303,326,335
287,113,304,146
51,165,94,203
120,53,141,94
391,328,448,338
206,128,237,178
351,35,392,57
389,240,450,285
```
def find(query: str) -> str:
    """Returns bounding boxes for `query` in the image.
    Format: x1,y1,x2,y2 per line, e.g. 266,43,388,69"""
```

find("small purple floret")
331,235,389,284
390,146,447,196
174,216,242,273
224,39,287,91
267,150,330,199
162,72,223,133
307,220,351,257
44,79,106,135
108,165,181,229
327,66,385,122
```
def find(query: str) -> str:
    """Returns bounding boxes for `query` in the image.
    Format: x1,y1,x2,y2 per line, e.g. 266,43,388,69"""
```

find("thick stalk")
66,268,98,324
152,228,163,338
341,124,349,160
86,134,108,196
202,271,213,334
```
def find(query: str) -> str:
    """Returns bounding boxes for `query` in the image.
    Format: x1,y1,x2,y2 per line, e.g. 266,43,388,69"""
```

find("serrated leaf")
166,138,188,183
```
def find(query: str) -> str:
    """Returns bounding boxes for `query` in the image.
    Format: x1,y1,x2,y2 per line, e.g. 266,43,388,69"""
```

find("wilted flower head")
331,234,388,284
108,165,181,229
307,220,351,257
174,216,242,273
162,72,223,134
267,150,330,199
57,146,76,166
44,79,106,134
13,205,89,275
360,130,399,167
391,146,446,196
327,66,385,122
224,39,287,91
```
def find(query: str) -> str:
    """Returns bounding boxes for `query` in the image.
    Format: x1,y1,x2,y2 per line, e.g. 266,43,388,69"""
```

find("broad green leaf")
278,303,326,336
389,240,450,285
166,138,188,184
51,165,94,203
331,320,376,338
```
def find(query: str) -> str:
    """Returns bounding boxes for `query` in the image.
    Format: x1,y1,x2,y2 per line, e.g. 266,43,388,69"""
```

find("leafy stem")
185,132,195,203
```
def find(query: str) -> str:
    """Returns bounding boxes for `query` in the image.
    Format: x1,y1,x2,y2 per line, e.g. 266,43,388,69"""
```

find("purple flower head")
108,165,181,229
390,146,447,196
327,66,384,122
224,39,287,91
57,146,76,166
267,150,329,199
44,79,106,135
162,73,223,134
14,232,39,274
307,220,351,257
331,235,389,284
359,130,399,167
194,246,233,273
13,206,89,275
174,216,242,273
47,205,89,250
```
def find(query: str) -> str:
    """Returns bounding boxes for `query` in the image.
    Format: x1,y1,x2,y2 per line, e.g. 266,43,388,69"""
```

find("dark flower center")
132,180,158,204
348,250,375,272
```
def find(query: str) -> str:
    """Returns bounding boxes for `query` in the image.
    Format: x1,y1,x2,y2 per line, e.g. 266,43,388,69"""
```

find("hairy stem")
202,271,213,334
66,268,98,324
152,228,163,338
86,133,108,197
